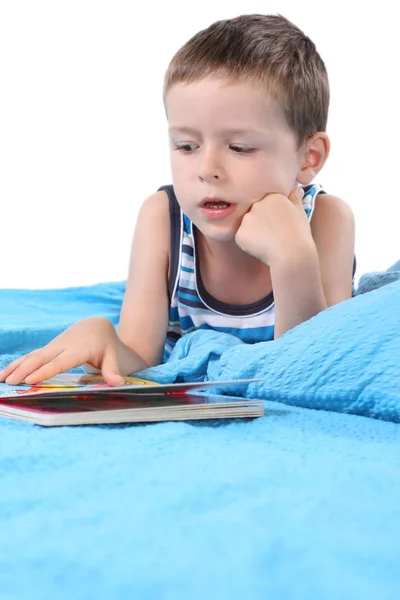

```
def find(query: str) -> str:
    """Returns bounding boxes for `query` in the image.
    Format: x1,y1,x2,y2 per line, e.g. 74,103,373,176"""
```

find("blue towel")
1,400,399,600
1,264,400,599
355,259,400,294
1,262,400,422
138,269,400,423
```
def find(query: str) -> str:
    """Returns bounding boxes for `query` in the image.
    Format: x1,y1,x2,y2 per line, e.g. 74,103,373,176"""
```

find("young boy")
0,14,355,387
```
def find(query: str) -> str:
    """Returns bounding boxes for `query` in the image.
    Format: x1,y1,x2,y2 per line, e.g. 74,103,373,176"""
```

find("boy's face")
166,77,306,243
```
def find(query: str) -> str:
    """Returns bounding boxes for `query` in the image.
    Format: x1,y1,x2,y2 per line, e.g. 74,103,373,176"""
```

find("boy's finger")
101,352,125,387
288,187,304,205
21,352,83,385
4,355,49,385
4,347,64,385
0,355,30,382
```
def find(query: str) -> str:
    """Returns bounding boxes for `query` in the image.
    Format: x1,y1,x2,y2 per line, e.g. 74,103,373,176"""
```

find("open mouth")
203,201,231,209
200,199,236,221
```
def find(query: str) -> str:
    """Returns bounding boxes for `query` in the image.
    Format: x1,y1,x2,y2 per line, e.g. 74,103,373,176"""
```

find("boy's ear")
296,132,330,185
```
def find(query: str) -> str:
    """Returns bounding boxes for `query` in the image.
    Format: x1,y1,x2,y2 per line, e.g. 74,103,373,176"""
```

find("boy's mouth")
201,197,231,209
204,201,231,209
200,197,236,221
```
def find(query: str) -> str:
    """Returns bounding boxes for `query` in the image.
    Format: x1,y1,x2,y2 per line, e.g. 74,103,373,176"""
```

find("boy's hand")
0,317,125,387
235,188,315,264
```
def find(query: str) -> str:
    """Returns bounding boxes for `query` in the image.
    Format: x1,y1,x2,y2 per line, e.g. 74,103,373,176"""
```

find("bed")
1,263,399,599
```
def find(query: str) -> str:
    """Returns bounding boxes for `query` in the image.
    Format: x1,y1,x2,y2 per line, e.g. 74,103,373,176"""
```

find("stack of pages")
0,374,264,426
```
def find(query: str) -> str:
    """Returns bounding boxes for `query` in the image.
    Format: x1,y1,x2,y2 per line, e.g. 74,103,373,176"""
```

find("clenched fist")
235,187,314,264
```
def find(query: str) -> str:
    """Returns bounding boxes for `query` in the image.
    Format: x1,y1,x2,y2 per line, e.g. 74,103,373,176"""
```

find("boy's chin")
196,223,238,244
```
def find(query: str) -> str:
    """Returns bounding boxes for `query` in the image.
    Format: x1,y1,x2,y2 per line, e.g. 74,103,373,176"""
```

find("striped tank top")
160,183,325,361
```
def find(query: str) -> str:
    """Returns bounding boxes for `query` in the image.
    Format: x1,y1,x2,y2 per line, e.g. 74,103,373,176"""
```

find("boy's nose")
197,148,222,182
198,172,219,182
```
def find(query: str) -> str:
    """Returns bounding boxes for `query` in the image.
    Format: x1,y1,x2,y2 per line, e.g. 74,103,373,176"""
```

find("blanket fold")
1,263,399,422
1,264,400,600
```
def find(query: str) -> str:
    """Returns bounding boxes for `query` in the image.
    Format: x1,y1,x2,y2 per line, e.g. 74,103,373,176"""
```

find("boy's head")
164,14,329,148
164,15,330,244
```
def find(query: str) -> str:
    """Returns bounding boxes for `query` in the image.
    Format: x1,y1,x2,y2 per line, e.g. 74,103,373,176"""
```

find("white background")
1,0,399,289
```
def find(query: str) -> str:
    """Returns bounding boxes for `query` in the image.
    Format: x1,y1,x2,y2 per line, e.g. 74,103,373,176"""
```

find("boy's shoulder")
312,192,354,223
311,192,355,247
132,189,171,251
138,188,170,221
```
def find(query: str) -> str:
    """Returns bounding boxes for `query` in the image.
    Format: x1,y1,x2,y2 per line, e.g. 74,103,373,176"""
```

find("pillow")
139,274,400,422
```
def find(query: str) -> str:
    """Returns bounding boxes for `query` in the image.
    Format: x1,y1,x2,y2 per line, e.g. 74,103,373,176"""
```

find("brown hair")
164,14,329,146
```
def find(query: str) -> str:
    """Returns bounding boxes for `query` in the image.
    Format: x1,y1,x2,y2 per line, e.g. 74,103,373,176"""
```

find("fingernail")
297,187,304,199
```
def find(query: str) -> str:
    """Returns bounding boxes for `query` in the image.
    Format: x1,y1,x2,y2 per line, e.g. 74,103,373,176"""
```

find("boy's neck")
195,228,272,305
196,228,267,272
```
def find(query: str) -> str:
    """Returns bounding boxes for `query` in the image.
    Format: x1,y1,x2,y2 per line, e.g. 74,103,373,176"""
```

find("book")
0,374,264,426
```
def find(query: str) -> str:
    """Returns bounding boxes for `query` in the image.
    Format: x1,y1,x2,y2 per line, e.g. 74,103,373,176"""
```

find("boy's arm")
117,190,171,368
310,194,355,305
60,189,171,379
0,190,170,386
271,193,355,338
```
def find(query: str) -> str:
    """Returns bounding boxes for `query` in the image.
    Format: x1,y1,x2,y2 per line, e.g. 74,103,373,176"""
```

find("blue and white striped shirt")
160,183,324,362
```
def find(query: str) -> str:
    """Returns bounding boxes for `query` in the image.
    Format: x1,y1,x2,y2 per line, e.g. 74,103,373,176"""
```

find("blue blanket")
138,263,400,423
1,264,400,599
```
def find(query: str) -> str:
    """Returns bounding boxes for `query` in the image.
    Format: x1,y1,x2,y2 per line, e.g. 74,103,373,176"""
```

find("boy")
0,14,355,387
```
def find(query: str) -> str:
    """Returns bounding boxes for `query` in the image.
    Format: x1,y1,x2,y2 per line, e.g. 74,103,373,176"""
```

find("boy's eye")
230,145,256,154
173,143,256,154
175,143,198,152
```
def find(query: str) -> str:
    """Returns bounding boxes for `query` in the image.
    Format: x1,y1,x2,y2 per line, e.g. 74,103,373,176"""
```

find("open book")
0,374,264,426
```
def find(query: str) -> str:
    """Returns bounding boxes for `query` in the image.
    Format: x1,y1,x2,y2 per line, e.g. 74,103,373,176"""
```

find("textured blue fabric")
355,259,400,295
1,403,399,600
138,275,400,423
1,266,400,599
